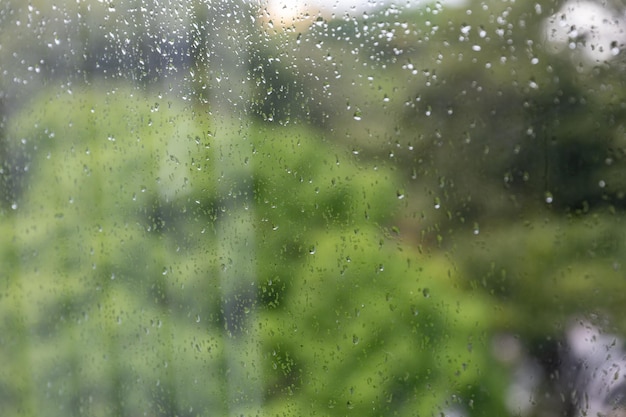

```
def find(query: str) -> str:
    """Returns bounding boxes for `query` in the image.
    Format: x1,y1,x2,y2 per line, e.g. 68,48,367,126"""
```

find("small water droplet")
545,192,553,204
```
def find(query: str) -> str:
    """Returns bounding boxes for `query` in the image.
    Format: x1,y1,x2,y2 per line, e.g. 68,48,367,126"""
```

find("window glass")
2,1,626,416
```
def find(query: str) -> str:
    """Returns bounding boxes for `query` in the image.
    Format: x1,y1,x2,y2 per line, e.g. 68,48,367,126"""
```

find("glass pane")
2,1,626,416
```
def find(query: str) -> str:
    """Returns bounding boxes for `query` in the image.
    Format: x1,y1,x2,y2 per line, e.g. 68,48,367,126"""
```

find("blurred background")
2,0,626,416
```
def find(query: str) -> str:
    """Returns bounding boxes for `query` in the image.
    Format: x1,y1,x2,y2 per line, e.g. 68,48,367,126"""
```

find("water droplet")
422,288,430,298
545,192,554,204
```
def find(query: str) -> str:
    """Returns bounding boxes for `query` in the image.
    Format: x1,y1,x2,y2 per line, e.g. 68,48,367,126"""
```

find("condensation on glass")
1,1,626,416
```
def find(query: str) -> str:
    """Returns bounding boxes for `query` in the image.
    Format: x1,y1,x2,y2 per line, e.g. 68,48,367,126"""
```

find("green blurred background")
2,0,626,416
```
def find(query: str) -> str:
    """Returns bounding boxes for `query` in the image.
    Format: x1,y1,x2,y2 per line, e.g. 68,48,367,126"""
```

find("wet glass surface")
2,1,626,416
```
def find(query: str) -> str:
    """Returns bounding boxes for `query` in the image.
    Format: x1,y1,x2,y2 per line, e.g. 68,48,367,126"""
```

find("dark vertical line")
543,132,550,193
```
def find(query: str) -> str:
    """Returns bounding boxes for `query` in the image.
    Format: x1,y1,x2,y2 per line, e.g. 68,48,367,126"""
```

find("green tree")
1,83,508,416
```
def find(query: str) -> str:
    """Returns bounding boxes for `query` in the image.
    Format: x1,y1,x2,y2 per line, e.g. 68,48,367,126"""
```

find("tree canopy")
2,1,626,416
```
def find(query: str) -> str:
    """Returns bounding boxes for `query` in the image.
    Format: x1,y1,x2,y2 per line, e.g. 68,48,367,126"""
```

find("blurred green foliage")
2,0,626,416
0,84,507,416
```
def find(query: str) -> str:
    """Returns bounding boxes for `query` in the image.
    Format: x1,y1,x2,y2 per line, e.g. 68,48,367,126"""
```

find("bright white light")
543,0,626,63
266,1,306,24
265,0,467,24
265,0,380,22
